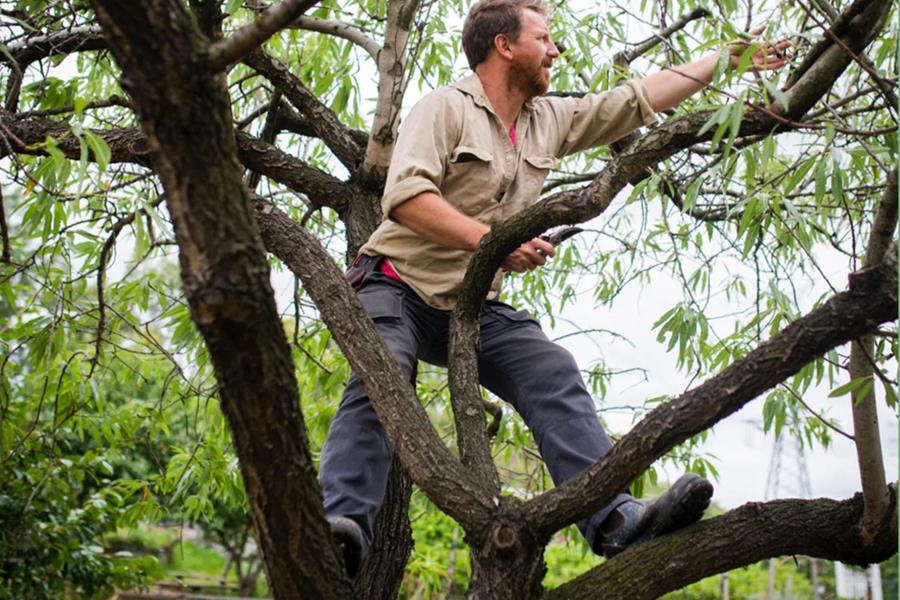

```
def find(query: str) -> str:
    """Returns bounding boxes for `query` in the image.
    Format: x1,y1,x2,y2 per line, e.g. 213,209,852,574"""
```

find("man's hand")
727,25,792,72
643,25,793,112
501,237,555,273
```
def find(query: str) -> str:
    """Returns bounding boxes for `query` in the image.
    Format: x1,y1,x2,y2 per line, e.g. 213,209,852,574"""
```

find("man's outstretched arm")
642,30,792,112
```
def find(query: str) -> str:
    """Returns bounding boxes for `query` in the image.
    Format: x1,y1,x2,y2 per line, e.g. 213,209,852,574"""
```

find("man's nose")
547,41,560,57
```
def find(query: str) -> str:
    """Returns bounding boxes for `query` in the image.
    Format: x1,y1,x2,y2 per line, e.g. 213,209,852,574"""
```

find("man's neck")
475,66,528,131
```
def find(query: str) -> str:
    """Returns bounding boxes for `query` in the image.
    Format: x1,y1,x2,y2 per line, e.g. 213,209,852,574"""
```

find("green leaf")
761,78,789,112
83,130,111,172
814,158,828,202
699,105,727,137
832,166,844,203
882,379,897,408
828,377,870,398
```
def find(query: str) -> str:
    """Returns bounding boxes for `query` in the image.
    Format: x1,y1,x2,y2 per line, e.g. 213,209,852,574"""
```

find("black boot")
328,516,368,577
599,473,714,558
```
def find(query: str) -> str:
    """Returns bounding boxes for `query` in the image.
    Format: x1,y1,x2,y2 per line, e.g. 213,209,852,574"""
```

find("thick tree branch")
792,0,897,116
0,108,152,166
1,25,106,66
0,108,353,213
360,0,421,184
848,167,897,539
0,187,9,263
448,316,501,490
236,128,355,213
273,99,370,147
355,457,413,598
546,491,898,599
245,90,282,190
244,48,363,171
522,246,897,537
292,16,380,60
88,0,352,596
207,0,319,71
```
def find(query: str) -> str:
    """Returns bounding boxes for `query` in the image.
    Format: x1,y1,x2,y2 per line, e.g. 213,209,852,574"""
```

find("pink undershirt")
380,125,518,283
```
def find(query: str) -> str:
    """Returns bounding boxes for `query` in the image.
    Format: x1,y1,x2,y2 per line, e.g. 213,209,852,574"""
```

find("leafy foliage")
0,0,896,595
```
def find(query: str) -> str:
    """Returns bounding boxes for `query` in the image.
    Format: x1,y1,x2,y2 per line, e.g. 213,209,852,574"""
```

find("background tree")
0,0,896,597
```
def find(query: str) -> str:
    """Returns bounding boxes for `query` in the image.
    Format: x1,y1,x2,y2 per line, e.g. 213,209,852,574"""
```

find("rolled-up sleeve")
551,78,657,156
381,90,459,219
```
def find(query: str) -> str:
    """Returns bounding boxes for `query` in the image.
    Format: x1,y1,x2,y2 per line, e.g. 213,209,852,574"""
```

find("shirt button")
506,153,513,161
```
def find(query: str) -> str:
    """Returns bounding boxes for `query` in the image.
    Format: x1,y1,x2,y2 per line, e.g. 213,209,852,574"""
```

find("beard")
510,56,550,98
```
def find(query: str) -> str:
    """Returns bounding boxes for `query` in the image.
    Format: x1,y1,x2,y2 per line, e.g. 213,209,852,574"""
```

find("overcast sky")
543,207,898,509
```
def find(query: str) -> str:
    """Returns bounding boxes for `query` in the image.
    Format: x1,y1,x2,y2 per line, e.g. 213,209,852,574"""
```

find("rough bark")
467,511,548,600
274,100,370,147
1,25,106,66
0,109,153,166
546,490,898,600
87,1,352,597
448,315,501,490
235,130,354,212
293,16,381,60
355,458,413,600
848,168,898,540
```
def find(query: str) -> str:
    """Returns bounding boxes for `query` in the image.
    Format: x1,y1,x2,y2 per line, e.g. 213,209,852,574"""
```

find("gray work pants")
318,272,630,552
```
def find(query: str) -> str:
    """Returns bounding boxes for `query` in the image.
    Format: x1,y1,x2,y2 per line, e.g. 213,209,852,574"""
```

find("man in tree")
320,0,790,575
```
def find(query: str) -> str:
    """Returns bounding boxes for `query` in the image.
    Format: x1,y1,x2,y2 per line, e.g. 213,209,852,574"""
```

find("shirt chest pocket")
446,145,501,218
520,155,557,199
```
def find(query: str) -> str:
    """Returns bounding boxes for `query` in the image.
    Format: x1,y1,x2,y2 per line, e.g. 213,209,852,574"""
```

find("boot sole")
637,473,713,541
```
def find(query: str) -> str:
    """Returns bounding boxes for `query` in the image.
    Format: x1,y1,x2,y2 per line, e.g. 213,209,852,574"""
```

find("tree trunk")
88,1,352,597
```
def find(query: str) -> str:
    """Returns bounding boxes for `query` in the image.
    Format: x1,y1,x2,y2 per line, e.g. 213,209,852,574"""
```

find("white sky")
541,213,899,508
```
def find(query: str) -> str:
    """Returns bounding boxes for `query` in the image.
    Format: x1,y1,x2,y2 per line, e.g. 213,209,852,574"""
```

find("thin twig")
779,383,855,441
0,186,9,262
613,7,710,68
88,196,165,377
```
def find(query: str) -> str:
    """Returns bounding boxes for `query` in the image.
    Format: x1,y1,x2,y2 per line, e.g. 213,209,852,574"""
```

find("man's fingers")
748,24,767,36
532,237,556,258
502,239,558,274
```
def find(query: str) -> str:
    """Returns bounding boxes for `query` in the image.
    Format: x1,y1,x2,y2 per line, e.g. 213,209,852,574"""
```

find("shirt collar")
451,74,536,114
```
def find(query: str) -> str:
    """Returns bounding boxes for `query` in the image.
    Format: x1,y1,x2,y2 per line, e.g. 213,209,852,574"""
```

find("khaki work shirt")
359,74,657,310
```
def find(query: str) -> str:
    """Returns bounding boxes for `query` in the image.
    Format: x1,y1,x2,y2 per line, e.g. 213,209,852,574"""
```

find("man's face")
508,9,559,97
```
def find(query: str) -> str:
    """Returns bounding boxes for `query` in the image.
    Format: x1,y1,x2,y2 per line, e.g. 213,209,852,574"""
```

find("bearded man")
319,0,790,576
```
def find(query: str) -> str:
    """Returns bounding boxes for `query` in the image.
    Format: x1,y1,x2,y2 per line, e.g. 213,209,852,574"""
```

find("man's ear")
493,33,513,60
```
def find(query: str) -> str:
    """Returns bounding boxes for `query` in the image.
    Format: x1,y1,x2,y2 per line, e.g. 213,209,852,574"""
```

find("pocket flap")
451,145,493,163
357,286,404,320
524,155,558,170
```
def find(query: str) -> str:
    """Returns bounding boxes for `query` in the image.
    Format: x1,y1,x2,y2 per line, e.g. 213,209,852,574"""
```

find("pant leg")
475,301,631,552
318,277,427,547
